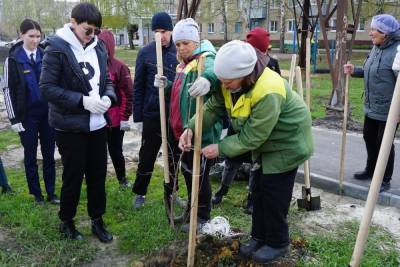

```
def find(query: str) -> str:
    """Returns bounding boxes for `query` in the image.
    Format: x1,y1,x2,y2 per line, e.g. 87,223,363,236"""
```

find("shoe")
59,221,84,241
239,238,264,258
133,195,145,209
91,217,113,243
118,177,130,189
353,170,372,180
34,195,45,205
1,184,14,194
252,244,289,264
380,181,391,193
47,194,60,205
212,184,229,205
180,218,207,233
244,193,253,215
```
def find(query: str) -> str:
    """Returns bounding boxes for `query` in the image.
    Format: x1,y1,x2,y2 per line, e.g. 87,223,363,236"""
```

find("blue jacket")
133,40,178,122
353,30,400,121
3,41,47,124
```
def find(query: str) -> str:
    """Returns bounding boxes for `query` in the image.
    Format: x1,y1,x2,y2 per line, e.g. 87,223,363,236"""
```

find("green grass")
0,129,20,151
115,47,138,70
0,165,398,265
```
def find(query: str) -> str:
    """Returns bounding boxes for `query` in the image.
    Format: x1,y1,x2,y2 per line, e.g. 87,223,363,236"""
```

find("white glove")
392,45,400,71
133,122,143,133
11,122,25,133
83,95,108,114
188,77,211,97
120,120,131,131
154,74,168,88
101,96,111,109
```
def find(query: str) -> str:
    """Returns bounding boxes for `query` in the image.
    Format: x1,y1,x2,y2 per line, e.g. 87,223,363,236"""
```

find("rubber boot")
212,184,229,205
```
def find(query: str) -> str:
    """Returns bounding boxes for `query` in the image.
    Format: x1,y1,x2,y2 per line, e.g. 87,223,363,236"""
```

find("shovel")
295,66,321,211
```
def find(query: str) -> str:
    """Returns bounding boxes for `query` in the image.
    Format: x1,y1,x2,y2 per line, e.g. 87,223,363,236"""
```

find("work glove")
154,74,168,88
392,45,400,71
133,122,143,133
120,120,131,131
101,96,111,109
188,77,211,97
11,122,25,133
83,95,108,114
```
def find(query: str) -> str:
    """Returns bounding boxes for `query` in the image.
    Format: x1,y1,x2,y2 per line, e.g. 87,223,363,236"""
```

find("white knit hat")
172,18,200,43
214,40,257,79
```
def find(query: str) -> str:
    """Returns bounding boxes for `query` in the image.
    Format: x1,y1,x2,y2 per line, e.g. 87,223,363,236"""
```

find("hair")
20,19,41,34
71,3,102,28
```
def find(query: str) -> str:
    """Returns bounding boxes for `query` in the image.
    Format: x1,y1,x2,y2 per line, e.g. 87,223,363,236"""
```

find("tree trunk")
279,0,285,53
298,0,310,68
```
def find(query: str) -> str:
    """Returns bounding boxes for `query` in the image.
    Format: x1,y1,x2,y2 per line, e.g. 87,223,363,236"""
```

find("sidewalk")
296,126,400,208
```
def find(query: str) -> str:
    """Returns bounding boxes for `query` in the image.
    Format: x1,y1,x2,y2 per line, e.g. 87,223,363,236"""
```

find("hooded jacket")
98,30,133,127
353,30,400,121
3,41,47,124
169,39,222,146
40,24,116,132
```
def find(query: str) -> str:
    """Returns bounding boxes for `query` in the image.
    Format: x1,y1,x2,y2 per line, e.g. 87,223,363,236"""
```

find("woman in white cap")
344,14,400,192
179,40,313,263
154,18,222,231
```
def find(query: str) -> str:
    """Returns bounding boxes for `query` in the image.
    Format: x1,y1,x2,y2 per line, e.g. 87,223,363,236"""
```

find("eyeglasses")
85,27,100,36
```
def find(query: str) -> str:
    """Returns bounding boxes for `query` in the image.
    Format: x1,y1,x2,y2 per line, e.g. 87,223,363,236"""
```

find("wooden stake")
289,54,297,89
187,56,205,267
339,62,350,192
349,75,400,266
306,37,311,107
155,33,170,185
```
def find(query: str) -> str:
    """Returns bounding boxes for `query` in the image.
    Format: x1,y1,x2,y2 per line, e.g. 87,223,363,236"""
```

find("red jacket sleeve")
117,63,133,121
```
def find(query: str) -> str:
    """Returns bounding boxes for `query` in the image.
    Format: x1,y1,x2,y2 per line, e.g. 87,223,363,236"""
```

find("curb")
295,170,400,208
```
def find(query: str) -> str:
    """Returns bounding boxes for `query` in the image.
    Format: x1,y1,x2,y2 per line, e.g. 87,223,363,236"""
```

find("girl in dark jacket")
3,19,57,204
98,30,133,188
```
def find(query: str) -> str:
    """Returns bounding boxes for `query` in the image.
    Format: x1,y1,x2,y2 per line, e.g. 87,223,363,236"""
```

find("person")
212,27,283,212
179,40,313,263
344,14,400,193
98,29,133,188
3,19,57,204
40,3,116,243
154,18,222,230
0,157,13,194
131,12,179,208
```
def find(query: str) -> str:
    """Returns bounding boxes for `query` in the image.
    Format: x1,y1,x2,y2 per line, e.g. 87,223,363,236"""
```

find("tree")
279,0,285,53
127,24,138,49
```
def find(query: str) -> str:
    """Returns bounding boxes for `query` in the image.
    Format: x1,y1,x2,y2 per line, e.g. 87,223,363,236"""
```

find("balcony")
250,7,266,19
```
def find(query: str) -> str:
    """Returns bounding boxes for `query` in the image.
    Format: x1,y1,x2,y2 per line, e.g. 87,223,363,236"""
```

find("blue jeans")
0,158,9,187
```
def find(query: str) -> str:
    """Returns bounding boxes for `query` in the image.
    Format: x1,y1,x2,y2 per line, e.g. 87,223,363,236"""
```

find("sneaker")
252,244,289,264
133,195,145,209
59,221,84,241
380,181,391,193
47,194,60,205
239,238,264,258
353,170,372,180
118,178,130,189
34,195,45,205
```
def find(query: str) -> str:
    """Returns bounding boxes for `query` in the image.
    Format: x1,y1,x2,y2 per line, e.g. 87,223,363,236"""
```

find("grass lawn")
0,166,398,266
0,130,20,151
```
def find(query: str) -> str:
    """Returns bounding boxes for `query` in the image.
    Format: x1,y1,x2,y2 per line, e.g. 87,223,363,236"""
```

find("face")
154,29,172,47
21,29,41,51
219,78,244,90
175,40,198,60
369,27,386,45
70,18,99,45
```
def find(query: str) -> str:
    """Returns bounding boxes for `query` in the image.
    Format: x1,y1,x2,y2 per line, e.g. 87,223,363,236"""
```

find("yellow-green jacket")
189,67,314,174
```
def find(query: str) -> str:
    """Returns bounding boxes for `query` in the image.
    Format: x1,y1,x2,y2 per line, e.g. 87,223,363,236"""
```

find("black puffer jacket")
39,36,116,132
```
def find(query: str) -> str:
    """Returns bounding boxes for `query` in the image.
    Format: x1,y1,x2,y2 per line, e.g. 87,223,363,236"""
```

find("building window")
269,20,278,32
235,22,242,33
287,19,296,32
208,23,214,33
330,18,336,31
271,0,279,8
236,0,242,9
357,18,365,31
220,22,225,33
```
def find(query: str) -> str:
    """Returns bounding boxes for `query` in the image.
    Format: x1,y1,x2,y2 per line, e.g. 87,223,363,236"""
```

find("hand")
188,77,211,97
343,64,355,75
201,144,219,159
133,122,143,133
120,120,131,131
392,45,400,71
179,128,193,152
83,95,108,114
101,96,111,109
11,122,25,133
154,74,168,88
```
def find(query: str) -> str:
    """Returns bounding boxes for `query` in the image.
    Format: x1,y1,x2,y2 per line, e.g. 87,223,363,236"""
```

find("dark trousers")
56,128,107,222
132,118,162,195
107,127,126,181
251,167,297,248
363,116,395,182
20,110,55,197
0,158,9,187
180,149,212,221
